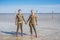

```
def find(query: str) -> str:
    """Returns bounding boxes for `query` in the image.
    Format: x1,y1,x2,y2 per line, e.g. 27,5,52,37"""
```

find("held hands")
25,21,27,24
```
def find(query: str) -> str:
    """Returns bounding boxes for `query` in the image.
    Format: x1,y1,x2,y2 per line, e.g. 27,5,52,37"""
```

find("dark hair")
18,9,21,12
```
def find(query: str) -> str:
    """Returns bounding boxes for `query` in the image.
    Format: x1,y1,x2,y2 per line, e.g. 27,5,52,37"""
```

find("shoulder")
21,14,24,17
16,14,18,18
30,15,32,17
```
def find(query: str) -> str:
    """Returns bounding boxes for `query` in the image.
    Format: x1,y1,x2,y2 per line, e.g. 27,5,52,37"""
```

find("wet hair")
31,10,33,12
18,9,21,12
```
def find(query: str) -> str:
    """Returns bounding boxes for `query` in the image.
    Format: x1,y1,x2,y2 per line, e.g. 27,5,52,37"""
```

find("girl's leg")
32,24,37,37
16,24,19,37
20,23,23,36
29,23,33,35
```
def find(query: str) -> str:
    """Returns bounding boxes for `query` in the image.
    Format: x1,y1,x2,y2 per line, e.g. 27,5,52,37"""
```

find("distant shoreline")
0,13,60,15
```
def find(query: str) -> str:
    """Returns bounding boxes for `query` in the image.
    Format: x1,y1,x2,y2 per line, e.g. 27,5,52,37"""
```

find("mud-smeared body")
16,13,25,36
27,14,37,37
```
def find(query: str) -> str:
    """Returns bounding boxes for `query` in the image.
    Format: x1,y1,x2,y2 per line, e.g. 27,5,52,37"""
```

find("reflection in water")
16,36,23,40
16,36,37,40
30,36,37,40
30,36,33,40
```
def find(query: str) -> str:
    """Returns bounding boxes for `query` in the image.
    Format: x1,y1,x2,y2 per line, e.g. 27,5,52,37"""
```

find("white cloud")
0,5,60,13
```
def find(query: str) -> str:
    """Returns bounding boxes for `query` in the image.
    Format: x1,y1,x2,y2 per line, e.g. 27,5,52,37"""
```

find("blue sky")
0,0,60,13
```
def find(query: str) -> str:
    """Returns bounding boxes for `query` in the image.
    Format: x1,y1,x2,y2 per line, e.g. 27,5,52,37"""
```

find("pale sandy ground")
0,14,60,40
0,33,52,40
0,20,60,40
0,32,60,40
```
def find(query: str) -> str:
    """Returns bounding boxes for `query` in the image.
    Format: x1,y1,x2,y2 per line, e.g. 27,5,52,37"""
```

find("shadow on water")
1,31,28,36
16,37,23,40
0,31,37,40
